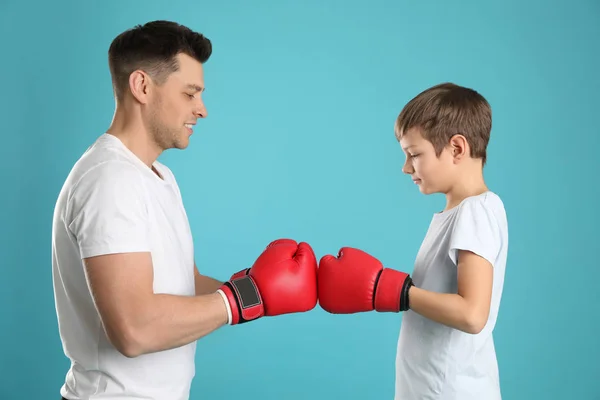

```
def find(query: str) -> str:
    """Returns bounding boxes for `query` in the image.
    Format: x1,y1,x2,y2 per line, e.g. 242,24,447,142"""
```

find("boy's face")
399,128,456,195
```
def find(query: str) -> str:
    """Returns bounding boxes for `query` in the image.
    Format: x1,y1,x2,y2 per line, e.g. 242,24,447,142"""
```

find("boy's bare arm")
408,250,493,334
317,246,493,334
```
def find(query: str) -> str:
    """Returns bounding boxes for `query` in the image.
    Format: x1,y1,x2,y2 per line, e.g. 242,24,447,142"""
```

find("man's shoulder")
66,136,146,189
70,157,143,191
59,157,145,216
60,158,148,222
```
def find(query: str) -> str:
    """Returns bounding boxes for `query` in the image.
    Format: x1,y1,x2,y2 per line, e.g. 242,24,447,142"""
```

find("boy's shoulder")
442,191,508,268
453,190,508,232
459,191,505,213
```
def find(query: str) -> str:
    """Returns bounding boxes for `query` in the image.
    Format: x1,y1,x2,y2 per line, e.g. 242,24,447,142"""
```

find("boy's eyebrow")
402,145,415,151
186,84,205,92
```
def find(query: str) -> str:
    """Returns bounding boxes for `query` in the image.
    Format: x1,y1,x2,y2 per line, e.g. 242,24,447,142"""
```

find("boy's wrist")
406,283,416,310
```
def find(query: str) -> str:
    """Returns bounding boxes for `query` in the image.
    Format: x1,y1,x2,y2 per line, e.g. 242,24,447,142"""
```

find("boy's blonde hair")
395,83,492,165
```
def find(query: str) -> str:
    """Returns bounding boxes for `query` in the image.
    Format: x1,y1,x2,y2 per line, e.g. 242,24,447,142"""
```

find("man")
51,20,318,400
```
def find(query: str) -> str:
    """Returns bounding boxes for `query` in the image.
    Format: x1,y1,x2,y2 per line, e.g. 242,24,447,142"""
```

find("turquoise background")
1,0,599,398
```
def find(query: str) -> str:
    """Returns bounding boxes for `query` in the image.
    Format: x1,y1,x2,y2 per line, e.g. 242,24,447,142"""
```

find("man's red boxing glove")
318,247,414,313
217,239,318,325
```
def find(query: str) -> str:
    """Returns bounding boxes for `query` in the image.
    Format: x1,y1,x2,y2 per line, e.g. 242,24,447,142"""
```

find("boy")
318,82,508,399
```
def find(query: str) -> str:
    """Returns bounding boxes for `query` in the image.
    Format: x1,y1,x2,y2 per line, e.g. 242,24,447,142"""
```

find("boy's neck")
444,164,488,211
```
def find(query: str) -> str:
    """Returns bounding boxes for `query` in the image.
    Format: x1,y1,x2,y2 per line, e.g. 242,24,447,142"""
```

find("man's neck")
106,109,161,169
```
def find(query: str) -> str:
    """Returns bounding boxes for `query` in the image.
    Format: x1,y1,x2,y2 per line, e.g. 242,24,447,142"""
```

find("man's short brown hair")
108,20,212,100
395,82,492,165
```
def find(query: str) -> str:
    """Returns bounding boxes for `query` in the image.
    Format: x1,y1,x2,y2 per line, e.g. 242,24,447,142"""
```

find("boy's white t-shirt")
52,133,197,400
395,191,508,400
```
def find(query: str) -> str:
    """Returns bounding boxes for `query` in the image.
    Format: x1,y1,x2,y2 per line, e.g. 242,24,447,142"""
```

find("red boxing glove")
218,239,318,325
318,247,413,313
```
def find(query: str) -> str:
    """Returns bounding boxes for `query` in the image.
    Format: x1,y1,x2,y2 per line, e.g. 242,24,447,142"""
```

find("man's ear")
449,134,469,162
129,69,152,105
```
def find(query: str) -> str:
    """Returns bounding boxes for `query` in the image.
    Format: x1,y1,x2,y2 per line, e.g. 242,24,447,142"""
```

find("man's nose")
194,101,208,118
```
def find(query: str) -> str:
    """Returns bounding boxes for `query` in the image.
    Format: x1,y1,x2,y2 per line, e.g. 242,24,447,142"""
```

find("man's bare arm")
194,263,224,295
85,252,228,358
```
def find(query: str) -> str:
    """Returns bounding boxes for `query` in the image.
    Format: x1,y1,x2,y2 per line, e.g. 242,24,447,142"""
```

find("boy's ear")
449,134,469,161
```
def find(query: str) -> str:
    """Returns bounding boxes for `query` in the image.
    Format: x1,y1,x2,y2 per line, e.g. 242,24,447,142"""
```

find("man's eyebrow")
186,84,204,92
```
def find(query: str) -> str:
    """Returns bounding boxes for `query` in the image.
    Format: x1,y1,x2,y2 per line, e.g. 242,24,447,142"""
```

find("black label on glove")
231,276,261,309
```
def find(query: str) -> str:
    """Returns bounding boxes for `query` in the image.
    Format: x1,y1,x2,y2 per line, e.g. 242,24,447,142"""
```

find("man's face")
147,53,207,150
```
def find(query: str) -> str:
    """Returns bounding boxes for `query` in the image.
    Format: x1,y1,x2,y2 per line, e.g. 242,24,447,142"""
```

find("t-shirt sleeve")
67,161,152,259
448,197,502,268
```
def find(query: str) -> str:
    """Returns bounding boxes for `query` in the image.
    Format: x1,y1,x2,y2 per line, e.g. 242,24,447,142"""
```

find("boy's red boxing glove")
318,247,414,313
218,239,318,325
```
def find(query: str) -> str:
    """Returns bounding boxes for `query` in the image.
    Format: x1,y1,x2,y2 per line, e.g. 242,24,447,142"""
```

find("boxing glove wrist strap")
401,278,414,312
219,274,264,325
374,268,414,312
216,289,233,325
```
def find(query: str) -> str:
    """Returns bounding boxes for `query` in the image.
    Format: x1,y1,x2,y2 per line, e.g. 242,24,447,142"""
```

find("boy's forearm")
408,286,484,334
117,292,228,357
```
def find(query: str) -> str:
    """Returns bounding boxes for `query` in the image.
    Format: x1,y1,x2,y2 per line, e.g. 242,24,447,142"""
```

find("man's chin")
171,133,191,150
169,143,188,150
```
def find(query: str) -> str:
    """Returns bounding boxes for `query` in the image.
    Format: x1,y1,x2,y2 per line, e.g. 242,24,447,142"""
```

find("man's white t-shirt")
52,133,197,400
395,191,509,400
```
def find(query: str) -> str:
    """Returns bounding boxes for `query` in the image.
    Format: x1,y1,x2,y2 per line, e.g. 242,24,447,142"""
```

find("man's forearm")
408,286,484,334
117,292,228,357
195,273,224,295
